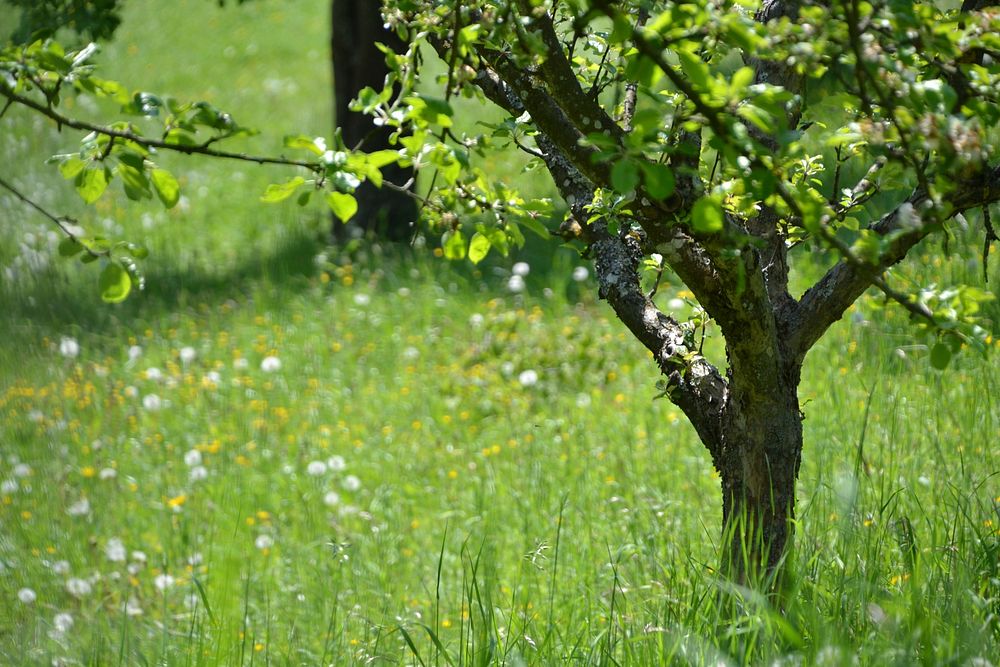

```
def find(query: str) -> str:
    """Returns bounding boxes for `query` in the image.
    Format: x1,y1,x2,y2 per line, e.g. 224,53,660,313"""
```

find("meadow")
1,1,998,665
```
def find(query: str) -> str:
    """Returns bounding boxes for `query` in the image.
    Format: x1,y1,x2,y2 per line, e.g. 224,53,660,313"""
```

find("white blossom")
254,534,274,550
99,467,117,480
518,369,539,387
507,275,526,293
142,394,163,411
353,293,371,306
326,455,346,472
260,356,282,373
572,266,589,282
144,367,163,381
154,574,175,591
179,347,197,364
512,261,531,276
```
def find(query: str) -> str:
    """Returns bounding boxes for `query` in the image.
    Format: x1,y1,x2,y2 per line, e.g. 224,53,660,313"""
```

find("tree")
2,0,998,583
331,0,417,240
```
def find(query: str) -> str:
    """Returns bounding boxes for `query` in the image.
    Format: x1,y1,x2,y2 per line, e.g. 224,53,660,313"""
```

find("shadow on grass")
0,228,328,341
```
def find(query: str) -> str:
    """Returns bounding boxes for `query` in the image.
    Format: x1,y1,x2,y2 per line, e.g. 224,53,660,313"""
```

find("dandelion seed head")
154,574,175,591
184,450,202,467
59,337,80,358
179,347,196,364
326,455,346,471
66,578,92,597
572,266,589,282
343,475,362,492
512,261,531,276
260,356,282,373
306,460,327,476
324,491,341,507
17,588,36,604
142,394,162,411
518,369,539,387
105,538,126,563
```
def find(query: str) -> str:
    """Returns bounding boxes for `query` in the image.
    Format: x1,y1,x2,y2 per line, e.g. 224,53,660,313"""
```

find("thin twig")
0,175,102,258
0,85,321,172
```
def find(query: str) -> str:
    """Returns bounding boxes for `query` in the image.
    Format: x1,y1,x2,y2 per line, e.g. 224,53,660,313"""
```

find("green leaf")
75,167,110,204
261,177,306,203
99,262,132,303
151,169,180,208
118,166,152,201
59,157,87,180
929,342,951,370
691,197,724,234
442,230,466,260
58,237,84,258
640,162,675,200
611,158,640,193
326,191,358,223
468,232,491,264
283,135,324,155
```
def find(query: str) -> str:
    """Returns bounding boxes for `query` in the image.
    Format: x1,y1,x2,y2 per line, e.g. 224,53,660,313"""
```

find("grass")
1,0,999,665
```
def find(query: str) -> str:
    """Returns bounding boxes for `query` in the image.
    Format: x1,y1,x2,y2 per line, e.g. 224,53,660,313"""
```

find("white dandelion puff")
327,455,346,472
323,491,341,507
260,356,282,373
306,460,327,476
154,574,175,591
254,534,274,550
343,475,362,492
179,347,196,364
189,465,208,482
67,497,91,517
142,394,162,411
183,450,202,467
17,588,36,604
66,578,92,597
512,261,531,276
105,538,126,563
59,337,80,358
518,369,539,387
572,266,589,282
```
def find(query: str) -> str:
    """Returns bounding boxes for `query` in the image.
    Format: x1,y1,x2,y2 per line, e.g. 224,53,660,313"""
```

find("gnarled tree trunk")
331,0,415,240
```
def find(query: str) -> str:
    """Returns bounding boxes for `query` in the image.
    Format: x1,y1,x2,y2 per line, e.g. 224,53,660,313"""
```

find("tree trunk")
330,0,416,241
716,366,804,583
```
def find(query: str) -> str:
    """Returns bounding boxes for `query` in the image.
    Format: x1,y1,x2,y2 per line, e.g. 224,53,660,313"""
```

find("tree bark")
717,365,803,581
331,0,416,241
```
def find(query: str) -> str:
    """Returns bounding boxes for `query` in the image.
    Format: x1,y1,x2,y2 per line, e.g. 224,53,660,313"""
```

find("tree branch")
0,84,321,172
790,162,1000,360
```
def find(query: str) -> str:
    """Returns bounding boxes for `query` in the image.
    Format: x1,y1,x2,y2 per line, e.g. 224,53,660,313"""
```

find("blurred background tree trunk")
330,0,416,242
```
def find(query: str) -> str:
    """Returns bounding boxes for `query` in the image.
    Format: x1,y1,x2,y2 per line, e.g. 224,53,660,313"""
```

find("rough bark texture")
331,0,415,240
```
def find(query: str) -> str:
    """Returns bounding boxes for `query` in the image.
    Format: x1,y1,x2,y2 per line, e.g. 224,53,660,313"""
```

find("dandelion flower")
154,574,175,591
469,313,484,328
13,463,31,478
99,467,117,480
254,534,274,550
327,455,346,472
52,612,74,634
67,497,91,517
125,598,143,616
189,465,208,482
518,369,539,387
572,266,589,282
1,479,16,494
66,578,92,597
51,560,70,574
353,293,371,306
105,538,126,563
179,347,196,364
128,345,143,361
142,394,162,411
17,588,36,604
260,356,282,373
59,337,80,358
323,491,341,507
131,551,147,563
306,460,327,476
343,475,361,492
512,261,531,276
507,275,526,293
184,450,202,467
144,367,163,381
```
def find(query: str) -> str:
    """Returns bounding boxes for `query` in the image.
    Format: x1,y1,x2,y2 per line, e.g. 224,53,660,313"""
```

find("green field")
1,1,999,665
